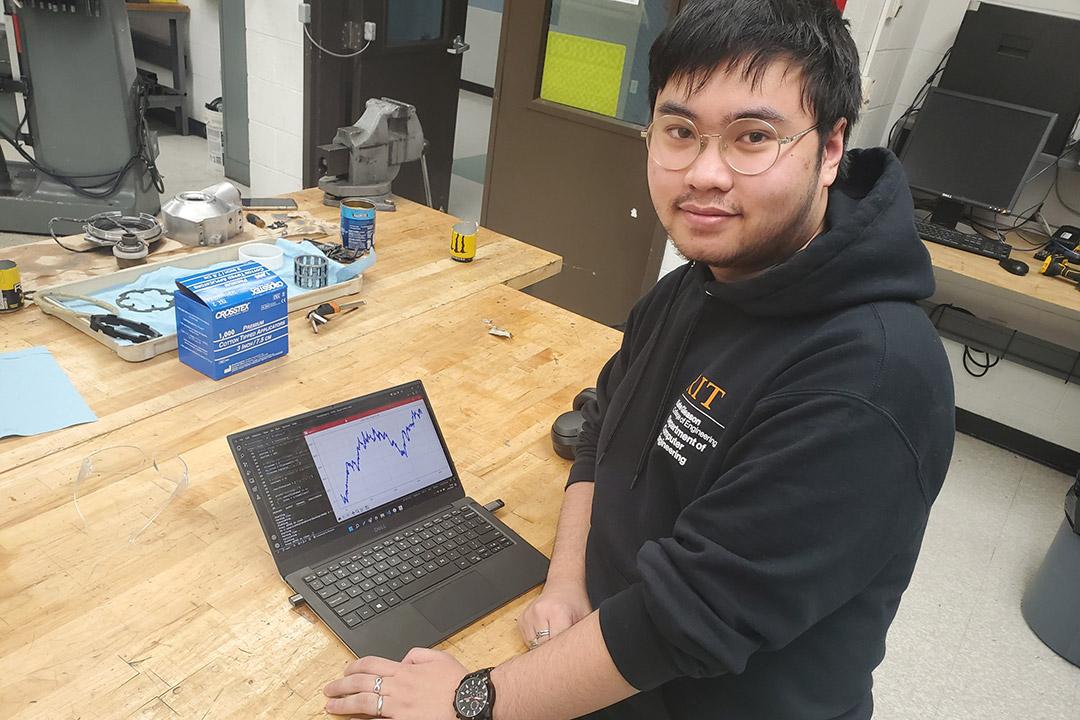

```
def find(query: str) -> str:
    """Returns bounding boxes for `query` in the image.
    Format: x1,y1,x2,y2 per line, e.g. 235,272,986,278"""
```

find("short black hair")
648,0,862,152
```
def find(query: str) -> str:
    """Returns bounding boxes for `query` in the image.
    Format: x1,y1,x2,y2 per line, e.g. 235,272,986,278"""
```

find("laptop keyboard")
301,507,514,628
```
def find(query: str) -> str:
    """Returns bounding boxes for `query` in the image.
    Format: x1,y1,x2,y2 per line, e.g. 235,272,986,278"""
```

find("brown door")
303,0,468,211
483,0,678,326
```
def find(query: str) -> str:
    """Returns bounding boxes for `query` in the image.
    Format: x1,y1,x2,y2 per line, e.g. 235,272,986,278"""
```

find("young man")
323,1,955,718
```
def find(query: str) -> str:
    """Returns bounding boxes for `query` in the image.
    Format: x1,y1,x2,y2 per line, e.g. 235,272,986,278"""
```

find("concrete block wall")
244,0,304,197
847,0,934,150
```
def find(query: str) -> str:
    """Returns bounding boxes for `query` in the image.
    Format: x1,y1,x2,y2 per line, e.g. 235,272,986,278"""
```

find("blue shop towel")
0,346,97,438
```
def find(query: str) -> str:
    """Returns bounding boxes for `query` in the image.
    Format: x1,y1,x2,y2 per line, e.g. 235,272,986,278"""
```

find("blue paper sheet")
0,346,97,438
52,239,375,345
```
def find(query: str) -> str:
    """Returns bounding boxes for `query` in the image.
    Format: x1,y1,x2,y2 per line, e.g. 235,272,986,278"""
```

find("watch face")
455,674,490,718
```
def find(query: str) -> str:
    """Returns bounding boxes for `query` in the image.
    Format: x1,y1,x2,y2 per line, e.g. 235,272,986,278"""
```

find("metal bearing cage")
83,212,164,247
294,254,329,289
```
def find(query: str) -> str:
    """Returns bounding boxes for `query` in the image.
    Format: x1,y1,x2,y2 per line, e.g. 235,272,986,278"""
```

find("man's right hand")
517,579,593,649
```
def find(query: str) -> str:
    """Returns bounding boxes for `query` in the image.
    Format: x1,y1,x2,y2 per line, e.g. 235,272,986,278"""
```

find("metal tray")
35,240,363,362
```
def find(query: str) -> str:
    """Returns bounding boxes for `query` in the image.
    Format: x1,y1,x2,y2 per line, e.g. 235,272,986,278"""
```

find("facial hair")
668,167,824,277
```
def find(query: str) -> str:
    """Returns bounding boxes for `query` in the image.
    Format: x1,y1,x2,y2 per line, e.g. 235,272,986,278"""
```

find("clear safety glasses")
73,446,188,543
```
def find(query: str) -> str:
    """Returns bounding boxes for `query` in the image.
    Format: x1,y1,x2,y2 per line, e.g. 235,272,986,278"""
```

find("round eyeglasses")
641,115,819,176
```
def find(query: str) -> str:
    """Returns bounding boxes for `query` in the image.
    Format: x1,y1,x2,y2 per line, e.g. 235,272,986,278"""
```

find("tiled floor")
873,434,1080,719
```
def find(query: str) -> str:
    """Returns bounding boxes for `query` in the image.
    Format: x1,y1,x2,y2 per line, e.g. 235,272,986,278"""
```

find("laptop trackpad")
413,572,500,631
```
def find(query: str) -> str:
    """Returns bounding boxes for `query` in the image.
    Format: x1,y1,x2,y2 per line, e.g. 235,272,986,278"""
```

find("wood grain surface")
1,195,600,718
925,239,1080,319
1,194,561,472
0,284,622,719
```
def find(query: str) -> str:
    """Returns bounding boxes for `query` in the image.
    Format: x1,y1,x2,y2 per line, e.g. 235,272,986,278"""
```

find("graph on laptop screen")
303,395,452,523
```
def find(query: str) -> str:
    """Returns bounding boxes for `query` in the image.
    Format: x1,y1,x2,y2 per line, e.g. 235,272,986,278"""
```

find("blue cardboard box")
174,261,288,380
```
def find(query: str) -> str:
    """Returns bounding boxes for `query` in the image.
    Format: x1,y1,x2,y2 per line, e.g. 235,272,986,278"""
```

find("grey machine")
0,0,162,234
316,97,430,211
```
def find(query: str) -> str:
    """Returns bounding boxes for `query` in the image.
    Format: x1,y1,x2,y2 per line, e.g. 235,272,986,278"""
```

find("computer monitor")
899,88,1056,228
938,2,1080,156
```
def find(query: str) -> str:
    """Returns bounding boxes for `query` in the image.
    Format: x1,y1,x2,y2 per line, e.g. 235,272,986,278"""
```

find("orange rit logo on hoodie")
686,374,726,410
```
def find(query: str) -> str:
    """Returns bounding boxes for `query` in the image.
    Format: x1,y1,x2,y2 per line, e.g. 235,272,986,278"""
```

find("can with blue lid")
339,198,376,253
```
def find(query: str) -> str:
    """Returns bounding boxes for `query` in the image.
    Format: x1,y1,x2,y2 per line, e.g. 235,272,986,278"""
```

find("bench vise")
316,97,426,211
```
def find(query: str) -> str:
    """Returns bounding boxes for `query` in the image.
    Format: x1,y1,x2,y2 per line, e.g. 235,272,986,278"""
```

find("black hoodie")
568,148,955,720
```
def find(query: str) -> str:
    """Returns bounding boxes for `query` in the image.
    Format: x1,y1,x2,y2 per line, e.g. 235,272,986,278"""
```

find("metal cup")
450,221,478,262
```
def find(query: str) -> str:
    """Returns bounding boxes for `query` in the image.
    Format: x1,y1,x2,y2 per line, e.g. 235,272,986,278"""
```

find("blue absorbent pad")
0,346,97,438
54,240,374,345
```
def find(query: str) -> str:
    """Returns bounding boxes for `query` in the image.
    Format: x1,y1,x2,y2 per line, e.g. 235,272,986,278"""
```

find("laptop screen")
228,381,460,573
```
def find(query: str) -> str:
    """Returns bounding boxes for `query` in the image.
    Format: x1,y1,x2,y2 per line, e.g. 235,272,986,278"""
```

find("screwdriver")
306,299,366,332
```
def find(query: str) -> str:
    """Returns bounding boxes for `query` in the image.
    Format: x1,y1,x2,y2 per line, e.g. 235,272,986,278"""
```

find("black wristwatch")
454,667,496,720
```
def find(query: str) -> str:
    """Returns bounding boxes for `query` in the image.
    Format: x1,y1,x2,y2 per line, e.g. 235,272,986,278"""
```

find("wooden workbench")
924,239,1080,334
0,194,622,719
1,190,561,470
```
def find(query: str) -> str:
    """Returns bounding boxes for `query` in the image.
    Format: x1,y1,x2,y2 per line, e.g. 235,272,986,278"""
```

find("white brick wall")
244,0,304,196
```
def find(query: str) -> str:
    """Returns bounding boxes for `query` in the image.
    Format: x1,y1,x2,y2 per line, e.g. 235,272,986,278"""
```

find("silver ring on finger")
534,629,550,641
376,693,384,717
528,638,540,650
373,676,383,694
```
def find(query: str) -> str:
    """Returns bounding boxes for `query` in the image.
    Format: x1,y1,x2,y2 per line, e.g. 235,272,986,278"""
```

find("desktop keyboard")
301,507,513,627
915,220,1012,260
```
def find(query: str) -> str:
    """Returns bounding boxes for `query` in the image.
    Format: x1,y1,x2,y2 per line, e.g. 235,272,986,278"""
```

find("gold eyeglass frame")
641,115,819,176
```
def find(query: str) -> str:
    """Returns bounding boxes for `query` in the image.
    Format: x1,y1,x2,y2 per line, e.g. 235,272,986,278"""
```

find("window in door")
539,0,673,125
387,0,447,45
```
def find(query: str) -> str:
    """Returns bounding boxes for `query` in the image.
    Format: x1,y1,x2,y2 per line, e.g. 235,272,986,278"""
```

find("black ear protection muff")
551,388,597,460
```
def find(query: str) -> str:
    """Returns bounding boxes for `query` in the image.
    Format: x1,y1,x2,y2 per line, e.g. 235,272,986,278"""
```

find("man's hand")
323,648,468,719
516,579,592,649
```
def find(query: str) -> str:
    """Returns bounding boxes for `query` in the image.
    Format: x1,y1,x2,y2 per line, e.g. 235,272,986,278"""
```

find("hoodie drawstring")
628,288,704,489
596,263,697,468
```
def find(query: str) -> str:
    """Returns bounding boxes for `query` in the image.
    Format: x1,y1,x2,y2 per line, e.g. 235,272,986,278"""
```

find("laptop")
227,379,550,660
